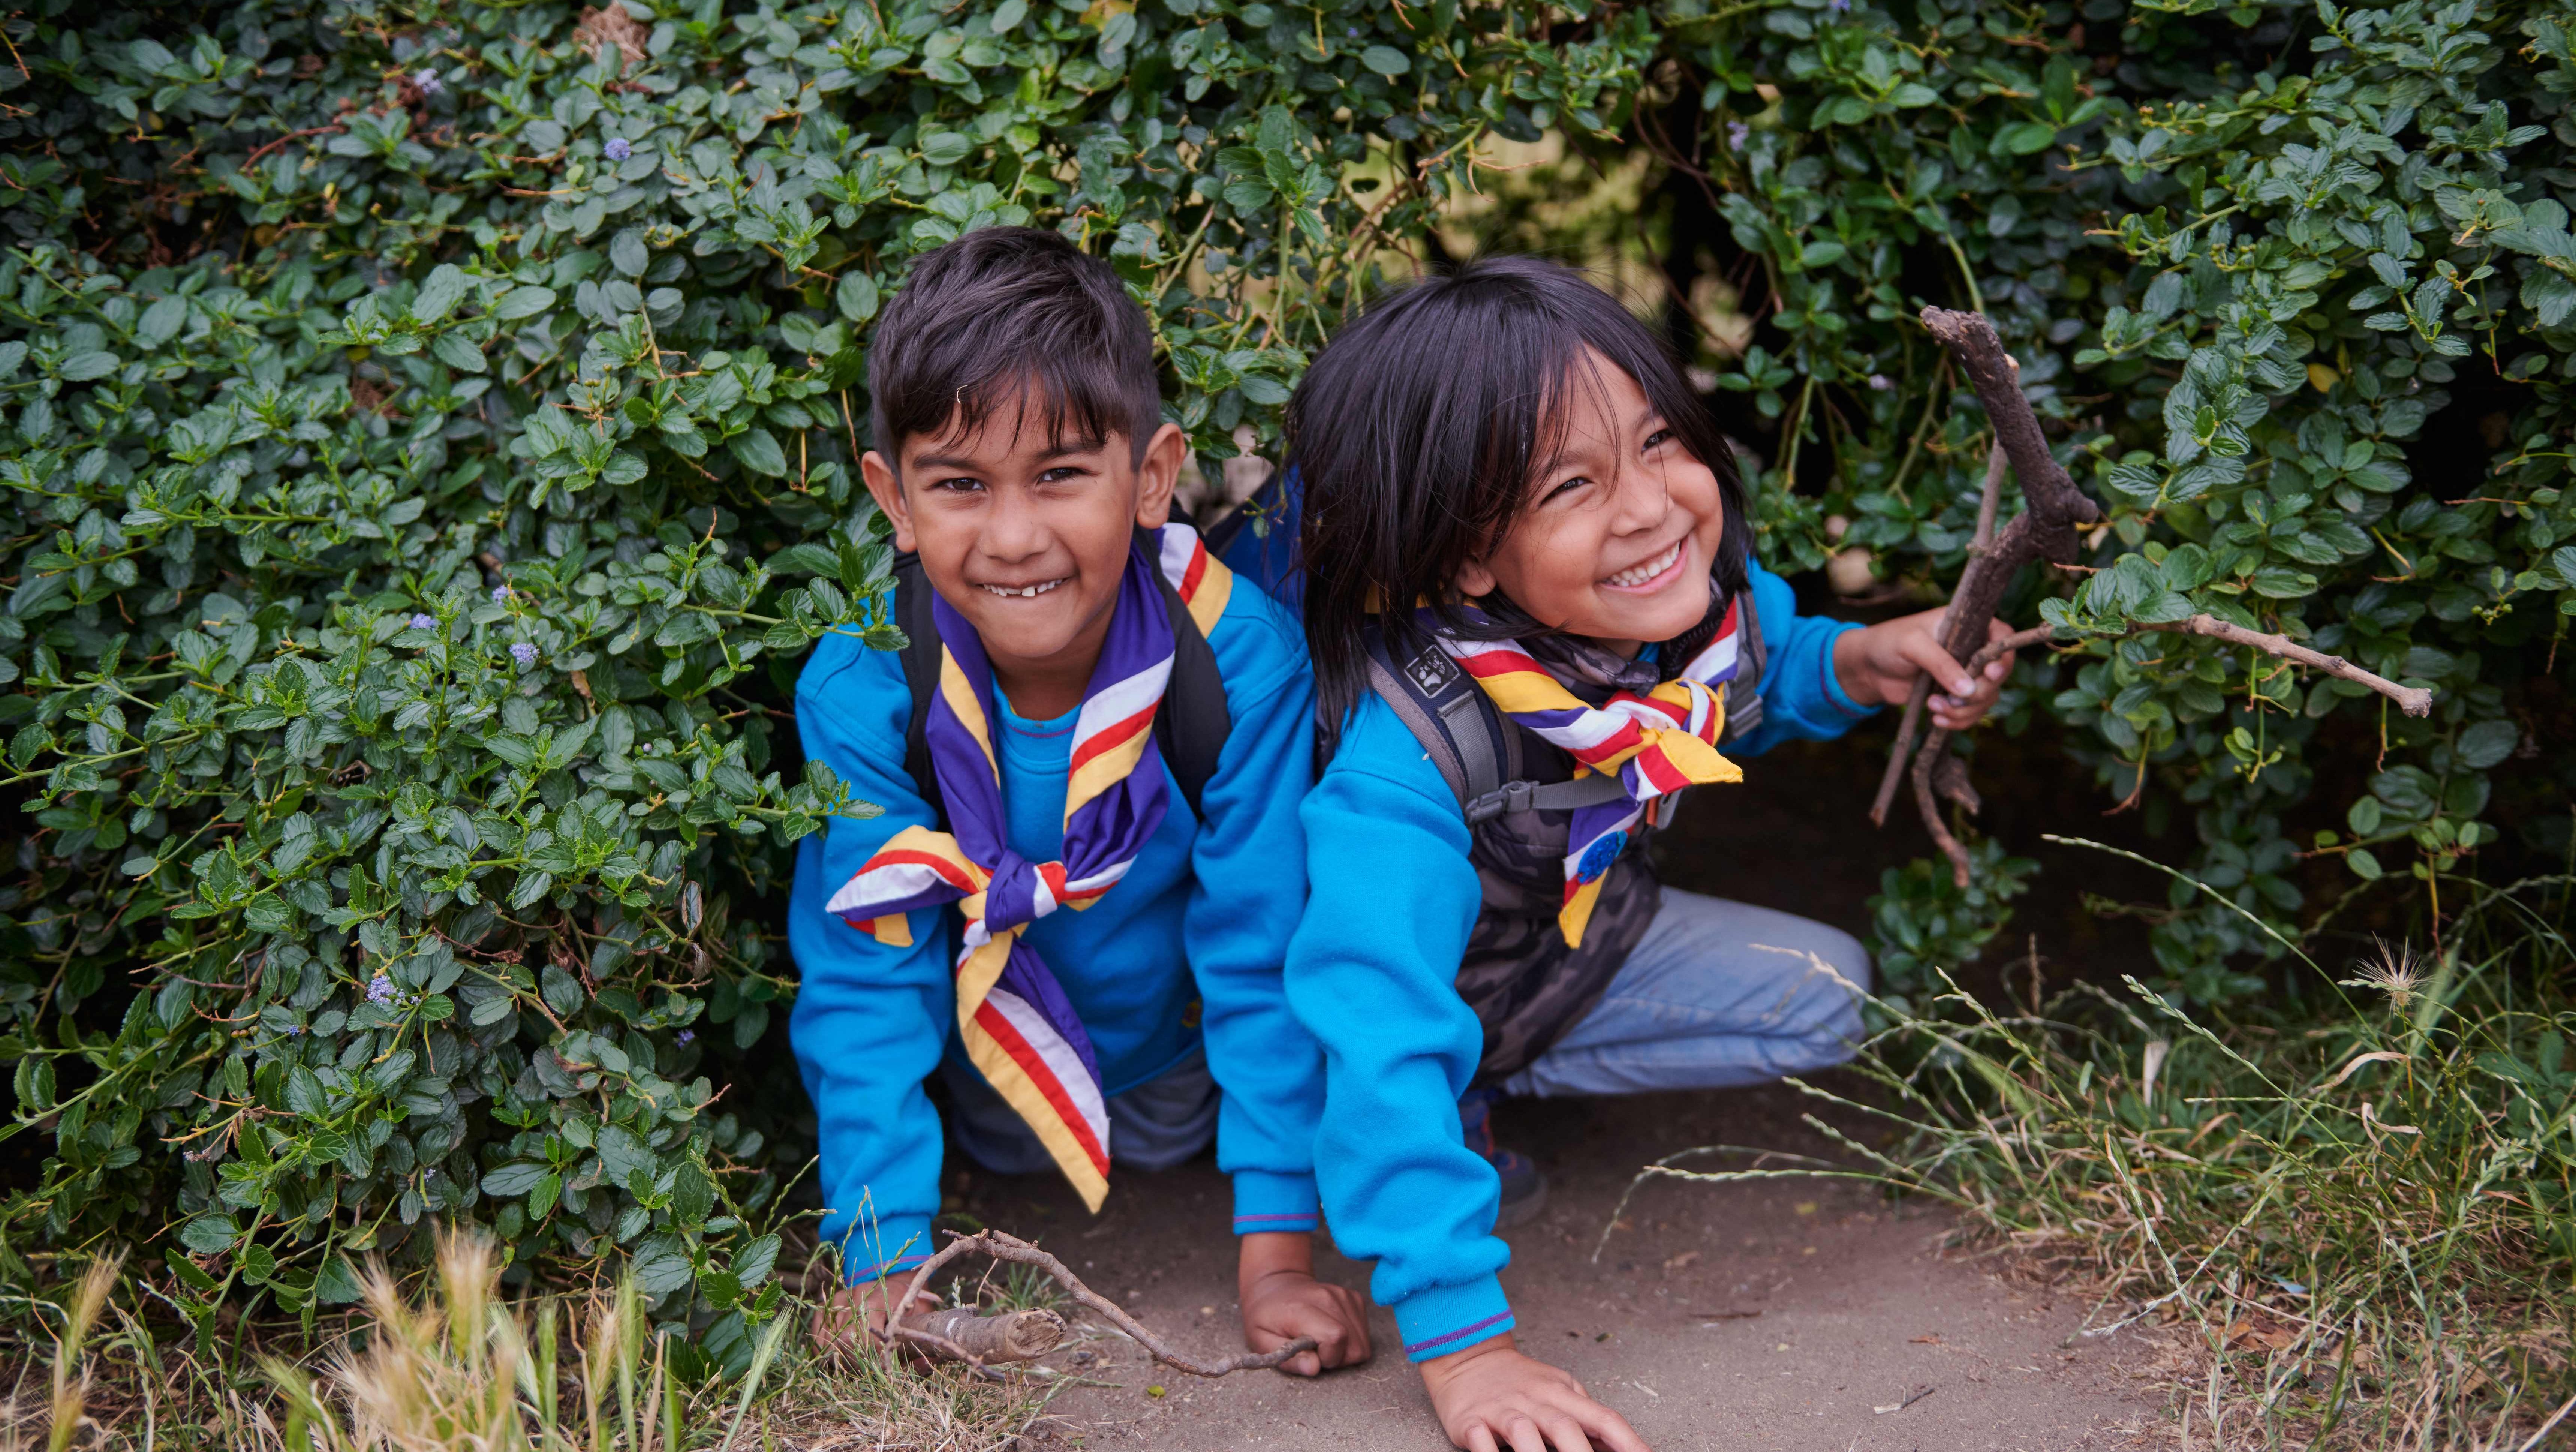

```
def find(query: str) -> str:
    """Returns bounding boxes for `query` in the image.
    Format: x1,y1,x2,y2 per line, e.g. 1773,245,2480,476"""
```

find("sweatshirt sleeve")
785,623,950,1283
1284,695,1515,1360
1727,561,1878,758
1186,586,1328,1234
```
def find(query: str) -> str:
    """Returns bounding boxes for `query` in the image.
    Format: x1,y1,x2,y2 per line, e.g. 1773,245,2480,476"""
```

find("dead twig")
1872,441,2010,827
892,1229,1316,1376
2132,615,2431,716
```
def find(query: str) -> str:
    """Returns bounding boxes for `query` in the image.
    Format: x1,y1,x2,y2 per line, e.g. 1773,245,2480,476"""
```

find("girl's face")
1454,349,1726,657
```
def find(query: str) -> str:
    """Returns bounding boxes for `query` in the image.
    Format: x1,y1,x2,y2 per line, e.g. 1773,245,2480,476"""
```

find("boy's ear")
860,450,917,553
1128,422,1188,532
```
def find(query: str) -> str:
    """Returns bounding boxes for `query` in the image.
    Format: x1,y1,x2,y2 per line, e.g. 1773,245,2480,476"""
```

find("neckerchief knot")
1428,586,1750,946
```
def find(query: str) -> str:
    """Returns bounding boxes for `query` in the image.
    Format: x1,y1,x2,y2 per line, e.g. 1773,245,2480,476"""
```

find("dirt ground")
915,696,2183,1451
951,1082,2163,1452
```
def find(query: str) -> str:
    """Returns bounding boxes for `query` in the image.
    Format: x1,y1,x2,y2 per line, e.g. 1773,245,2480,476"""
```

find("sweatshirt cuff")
1230,1169,1321,1234
1817,619,1878,719
1393,1275,1516,1361
829,1213,937,1284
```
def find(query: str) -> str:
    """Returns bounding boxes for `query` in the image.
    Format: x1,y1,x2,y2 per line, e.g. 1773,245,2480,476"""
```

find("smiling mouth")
1602,539,1686,590
978,578,1067,599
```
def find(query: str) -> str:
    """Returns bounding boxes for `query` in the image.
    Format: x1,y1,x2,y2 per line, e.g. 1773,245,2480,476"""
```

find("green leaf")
493,286,558,321
730,427,789,477
413,264,469,323
837,271,881,323
1360,45,1410,76
58,351,120,381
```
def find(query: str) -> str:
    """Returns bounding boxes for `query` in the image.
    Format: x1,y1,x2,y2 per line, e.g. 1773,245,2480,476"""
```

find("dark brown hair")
867,226,1161,468
1288,256,1751,752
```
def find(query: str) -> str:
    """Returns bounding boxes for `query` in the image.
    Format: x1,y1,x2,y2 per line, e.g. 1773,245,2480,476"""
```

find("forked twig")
1873,309,2434,885
891,1229,1316,1376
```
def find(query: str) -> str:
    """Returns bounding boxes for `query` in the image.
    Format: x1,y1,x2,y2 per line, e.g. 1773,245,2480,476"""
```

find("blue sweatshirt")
788,572,1325,1279
1281,562,1875,1359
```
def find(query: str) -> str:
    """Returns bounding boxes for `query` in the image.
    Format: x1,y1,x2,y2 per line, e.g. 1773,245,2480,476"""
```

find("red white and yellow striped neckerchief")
824,524,1231,1210
1428,595,1748,946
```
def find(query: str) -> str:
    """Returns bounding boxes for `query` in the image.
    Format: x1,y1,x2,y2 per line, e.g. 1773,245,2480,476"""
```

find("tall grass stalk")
1635,877,2576,1448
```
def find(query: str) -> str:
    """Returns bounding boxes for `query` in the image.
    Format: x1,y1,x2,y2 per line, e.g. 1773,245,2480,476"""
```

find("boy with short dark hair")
789,227,1367,1372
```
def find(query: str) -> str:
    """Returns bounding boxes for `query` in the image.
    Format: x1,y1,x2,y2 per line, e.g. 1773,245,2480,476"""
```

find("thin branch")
1872,441,2011,827
2133,615,2431,716
892,1229,1316,1377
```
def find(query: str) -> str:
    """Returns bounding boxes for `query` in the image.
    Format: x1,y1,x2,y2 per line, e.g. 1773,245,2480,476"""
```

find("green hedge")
0,0,1653,1352
3,0,2571,1347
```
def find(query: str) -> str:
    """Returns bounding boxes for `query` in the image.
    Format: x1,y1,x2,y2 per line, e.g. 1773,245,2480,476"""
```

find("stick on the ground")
891,1229,1316,1376
896,1304,1068,1363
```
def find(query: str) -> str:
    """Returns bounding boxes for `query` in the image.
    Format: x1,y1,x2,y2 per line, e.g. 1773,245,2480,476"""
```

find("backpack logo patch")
1405,647,1459,695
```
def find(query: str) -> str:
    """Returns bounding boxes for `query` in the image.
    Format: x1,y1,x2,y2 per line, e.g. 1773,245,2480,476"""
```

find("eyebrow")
909,436,1106,473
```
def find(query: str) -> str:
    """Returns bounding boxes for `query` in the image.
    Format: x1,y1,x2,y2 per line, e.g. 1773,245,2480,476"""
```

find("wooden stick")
895,1305,1067,1364
1872,442,2010,827
891,1229,1316,1377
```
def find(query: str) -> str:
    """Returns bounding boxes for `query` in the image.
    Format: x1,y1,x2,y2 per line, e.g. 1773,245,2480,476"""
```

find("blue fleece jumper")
788,572,1325,1279
1282,562,1877,1359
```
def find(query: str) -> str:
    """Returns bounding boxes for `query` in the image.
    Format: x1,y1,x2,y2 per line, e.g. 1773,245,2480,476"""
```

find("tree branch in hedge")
1904,615,2433,884
891,1229,1316,1376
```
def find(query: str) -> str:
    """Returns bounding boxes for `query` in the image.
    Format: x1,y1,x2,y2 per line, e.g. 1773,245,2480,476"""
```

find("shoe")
1459,1089,1549,1228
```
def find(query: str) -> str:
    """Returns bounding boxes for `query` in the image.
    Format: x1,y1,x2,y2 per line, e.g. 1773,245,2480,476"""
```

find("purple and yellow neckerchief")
825,524,1232,1209
1430,592,1747,946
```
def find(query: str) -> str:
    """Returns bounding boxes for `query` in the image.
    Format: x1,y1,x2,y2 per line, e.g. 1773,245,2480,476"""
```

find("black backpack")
889,534,1233,825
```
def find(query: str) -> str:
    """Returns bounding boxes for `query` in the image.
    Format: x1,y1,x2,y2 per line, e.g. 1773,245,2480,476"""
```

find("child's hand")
810,1277,941,1354
1238,1231,1372,1376
1831,607,2020,732
1418,1334,1649,1452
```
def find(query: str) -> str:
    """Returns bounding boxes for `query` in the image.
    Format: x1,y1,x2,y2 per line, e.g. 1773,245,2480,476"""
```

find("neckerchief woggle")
825,524,1231,1210
1429,586,1748,947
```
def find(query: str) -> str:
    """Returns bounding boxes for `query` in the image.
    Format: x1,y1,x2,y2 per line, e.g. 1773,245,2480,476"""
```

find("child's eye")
927,476,985,494
1542,475,1592,504
1642,427,1675,453
1035,466,1090,485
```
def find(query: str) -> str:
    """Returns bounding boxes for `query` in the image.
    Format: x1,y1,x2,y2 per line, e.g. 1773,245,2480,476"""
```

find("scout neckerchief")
825,524,1232,1211
1430,584,1747,947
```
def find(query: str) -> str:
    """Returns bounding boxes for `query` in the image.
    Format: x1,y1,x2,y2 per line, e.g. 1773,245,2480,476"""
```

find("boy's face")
862,391,1186,712
1455,348,1726,658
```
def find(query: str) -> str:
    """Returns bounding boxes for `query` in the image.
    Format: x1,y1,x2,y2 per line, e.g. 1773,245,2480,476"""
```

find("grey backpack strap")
1462,773,1632,825
1360,630,1515,814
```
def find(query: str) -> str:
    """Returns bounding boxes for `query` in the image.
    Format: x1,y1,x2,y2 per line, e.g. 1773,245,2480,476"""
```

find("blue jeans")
940,1046,1219,1175
1498,887,1871,1097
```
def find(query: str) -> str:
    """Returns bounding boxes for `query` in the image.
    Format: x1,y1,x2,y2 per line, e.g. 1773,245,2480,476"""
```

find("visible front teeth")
980,578,1066,599
1606,542,1682,588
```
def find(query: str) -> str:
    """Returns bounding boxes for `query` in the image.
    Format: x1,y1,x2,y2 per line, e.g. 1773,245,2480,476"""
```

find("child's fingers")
1570,1397,1650,1452
1894,632,1978,699
1502,1413,1553,1452
1465,1424,1503,1452
1537,1411,1598,1451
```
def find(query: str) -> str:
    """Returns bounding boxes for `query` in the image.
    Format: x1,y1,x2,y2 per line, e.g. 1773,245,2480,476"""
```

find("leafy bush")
6,0,2573,1346
0,0,1661,1339
1647,0,2575,1001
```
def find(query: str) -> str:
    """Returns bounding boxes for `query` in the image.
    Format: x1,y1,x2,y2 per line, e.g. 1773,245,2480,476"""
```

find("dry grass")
1626,869,2576,1450
0,1232,1054,1452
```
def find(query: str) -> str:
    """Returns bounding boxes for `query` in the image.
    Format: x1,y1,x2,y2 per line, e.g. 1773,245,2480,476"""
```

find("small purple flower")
510,641,539,667
287,1023,306,1036
491,584,512,603
1826,0,1851,12
674,1029,696,1046
415,67,443,95
1727,120,1751,150
409,612,436,629
367,974,397,1006
1868,373,1894,391
604,137,633,162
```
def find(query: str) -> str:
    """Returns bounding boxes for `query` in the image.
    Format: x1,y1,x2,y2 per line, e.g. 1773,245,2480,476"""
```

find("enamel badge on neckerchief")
825,524,1232,1211
1431,591,1749,947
